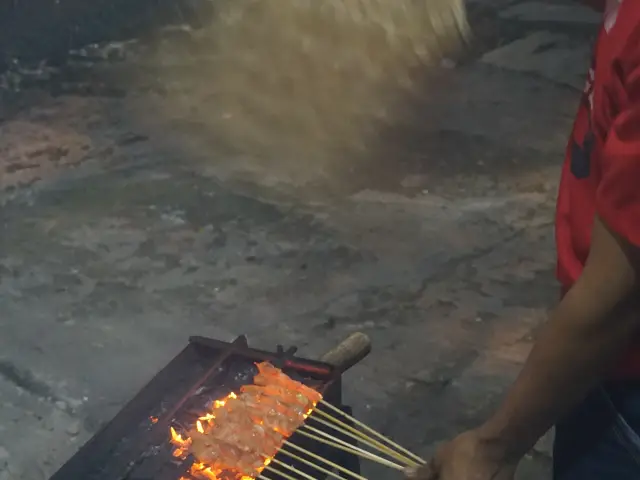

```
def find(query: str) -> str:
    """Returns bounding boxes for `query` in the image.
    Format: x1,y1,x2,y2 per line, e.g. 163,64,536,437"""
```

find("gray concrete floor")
0,1,601,479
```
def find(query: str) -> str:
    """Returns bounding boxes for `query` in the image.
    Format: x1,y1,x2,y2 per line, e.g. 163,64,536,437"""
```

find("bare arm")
477,216,640,460
477,40,640,460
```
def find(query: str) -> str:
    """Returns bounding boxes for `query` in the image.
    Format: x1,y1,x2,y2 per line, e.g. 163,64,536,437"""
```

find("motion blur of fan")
206,0,470,170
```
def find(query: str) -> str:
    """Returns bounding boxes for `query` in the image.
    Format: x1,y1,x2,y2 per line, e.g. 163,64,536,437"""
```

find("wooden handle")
320,332,371,373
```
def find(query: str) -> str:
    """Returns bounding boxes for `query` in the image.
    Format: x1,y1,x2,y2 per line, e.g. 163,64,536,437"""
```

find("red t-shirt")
556,0,640,378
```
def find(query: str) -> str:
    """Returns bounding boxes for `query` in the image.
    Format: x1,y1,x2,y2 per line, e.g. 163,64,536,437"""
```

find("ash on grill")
49,336,362,480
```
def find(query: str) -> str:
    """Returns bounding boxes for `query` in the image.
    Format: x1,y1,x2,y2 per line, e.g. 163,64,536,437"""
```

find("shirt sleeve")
596,49,640,247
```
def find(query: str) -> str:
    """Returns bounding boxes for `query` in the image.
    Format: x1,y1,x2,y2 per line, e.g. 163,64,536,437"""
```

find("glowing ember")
170,362,322,480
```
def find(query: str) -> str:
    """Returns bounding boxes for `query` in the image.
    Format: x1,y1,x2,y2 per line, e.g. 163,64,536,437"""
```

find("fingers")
404,461,439,480
424,460,439,480
404,466,419,478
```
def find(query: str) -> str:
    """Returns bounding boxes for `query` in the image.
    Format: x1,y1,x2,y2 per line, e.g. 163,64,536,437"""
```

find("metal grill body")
49,336,360,480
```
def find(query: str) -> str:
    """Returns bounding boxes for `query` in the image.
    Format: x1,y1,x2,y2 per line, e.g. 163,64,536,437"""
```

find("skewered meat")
173,362,322,477
254,363,323,405
190,432,269,476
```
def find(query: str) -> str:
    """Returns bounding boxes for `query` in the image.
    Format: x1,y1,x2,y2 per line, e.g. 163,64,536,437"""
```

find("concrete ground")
0,1,600,479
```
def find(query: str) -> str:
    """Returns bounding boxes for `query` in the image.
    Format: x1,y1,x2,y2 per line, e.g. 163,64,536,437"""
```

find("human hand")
405,430,519,480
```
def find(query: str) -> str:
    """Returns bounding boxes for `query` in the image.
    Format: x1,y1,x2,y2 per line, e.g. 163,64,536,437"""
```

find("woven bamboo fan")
204,0,470,170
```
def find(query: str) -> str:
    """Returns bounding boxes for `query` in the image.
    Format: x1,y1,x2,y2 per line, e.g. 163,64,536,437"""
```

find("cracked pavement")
0,1,601,479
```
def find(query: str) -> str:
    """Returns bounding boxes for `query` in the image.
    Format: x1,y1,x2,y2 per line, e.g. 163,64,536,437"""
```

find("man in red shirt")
408,0,640,478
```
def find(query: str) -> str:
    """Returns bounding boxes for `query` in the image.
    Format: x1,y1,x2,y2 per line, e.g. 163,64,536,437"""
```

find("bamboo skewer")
284,441,367,480
302,422,415,468
296,428,405,471
300,424,401,468
279,447,349,480
311,409,412,463
271,458,319,480
305,415,418,467
265,465,307,480
174,363,427,478
318,400,426,465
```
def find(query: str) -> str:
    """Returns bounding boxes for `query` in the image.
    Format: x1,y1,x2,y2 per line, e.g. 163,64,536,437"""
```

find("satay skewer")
298,425,407,471
176,361,421,480
271,458,319,480
318,400,426,465
265,465,308,480
295,429,405,471
253,362,420,465
279,447,352,480
284,441,367,480
305,416,418,466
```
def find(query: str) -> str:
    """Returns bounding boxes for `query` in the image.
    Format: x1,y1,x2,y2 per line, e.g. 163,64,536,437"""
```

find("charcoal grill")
49,333,372,480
